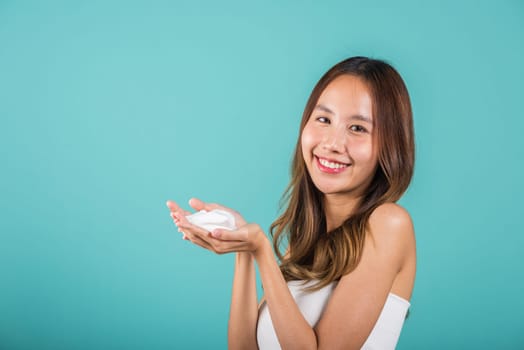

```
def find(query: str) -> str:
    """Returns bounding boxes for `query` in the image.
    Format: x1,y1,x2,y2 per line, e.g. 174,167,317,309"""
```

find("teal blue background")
1,0,523,349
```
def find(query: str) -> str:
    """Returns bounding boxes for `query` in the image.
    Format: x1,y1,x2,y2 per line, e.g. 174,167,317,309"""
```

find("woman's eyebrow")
349,114,373,125
314,104,335,114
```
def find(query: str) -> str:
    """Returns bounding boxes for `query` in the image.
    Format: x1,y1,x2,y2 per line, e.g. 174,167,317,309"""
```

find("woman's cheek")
349,138,377,164
300,129,313,155
301,124,321,149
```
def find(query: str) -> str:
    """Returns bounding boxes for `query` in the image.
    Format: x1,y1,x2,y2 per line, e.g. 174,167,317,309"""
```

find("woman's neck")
323,194,361,231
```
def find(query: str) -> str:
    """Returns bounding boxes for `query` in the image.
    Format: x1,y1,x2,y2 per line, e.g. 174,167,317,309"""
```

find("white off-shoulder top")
257,280,410,350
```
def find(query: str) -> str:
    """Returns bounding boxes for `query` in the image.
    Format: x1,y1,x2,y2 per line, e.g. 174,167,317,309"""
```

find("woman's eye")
349,125,367,133
315,116,330,124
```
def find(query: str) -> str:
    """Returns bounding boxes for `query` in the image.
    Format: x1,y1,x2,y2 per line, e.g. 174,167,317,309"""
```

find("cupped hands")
166,198,268,256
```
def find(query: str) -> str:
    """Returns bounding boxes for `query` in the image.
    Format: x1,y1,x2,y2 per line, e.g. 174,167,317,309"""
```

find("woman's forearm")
254,240,317,350
228,252,259,350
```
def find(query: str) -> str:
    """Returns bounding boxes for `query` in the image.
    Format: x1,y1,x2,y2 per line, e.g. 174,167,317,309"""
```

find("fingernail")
211,229,221,238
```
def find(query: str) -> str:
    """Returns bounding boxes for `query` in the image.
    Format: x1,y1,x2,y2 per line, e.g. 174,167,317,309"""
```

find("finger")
186,228,212,243
166,200,181,211
188,198,206,211
187,231,213,250
209,239,255,254
170,212,185,228
177,223,204,241
171,211,184,222
210,227,249,241
189,198,225,212
175,225,189,240
181,227,227,253
166,200,191,216
175,217,215,244
174,212,198,229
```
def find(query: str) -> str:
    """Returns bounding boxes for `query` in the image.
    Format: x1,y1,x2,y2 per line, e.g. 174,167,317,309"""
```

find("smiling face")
301,74,378,199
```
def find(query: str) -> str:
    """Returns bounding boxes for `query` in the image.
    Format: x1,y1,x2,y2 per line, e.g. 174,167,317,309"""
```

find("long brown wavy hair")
270,56,415,291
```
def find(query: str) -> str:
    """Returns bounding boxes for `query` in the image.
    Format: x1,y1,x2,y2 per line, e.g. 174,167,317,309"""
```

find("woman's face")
301,74,378,198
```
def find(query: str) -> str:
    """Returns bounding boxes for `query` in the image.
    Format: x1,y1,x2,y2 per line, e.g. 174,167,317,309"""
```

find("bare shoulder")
369,202,413,230
367,203,415,262
314,203,416,347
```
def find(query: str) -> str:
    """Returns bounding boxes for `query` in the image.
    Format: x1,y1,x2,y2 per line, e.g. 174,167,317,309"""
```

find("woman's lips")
315,156,350,174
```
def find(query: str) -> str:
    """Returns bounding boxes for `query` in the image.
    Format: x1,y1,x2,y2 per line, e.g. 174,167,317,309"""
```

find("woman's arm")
313,203,415,349
228,252,259,350
170,202,317,350
169,200,414,350
202,225,318,350
167,199,259,349
253,203,414,350
253,239,319,350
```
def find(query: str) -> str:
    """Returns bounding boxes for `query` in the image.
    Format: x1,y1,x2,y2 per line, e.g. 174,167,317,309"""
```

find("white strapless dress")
257,280,410,350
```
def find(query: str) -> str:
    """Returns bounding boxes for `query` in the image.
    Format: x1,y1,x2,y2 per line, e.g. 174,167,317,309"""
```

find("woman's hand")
165,199,193,240
166,198,268,255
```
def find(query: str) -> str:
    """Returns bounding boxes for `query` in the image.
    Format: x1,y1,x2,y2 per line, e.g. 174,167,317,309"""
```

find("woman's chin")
314,184,347,196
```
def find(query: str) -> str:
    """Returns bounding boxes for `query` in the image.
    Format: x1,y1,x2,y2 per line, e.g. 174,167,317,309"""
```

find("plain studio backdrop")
1,0,523,349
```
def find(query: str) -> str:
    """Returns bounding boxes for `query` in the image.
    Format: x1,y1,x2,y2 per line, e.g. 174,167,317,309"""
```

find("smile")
315,156,350,173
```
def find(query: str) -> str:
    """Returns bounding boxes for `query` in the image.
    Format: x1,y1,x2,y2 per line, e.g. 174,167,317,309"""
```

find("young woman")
167,56,416,349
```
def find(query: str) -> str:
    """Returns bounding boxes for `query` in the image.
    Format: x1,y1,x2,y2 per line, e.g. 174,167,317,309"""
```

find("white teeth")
318,158,348,169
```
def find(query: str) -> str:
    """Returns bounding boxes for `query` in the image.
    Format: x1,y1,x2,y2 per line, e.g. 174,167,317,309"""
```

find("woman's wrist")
253,232,272,261
236,251,254,262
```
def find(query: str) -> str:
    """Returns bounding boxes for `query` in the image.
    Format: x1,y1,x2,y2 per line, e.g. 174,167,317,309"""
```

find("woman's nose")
322,127,345,153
